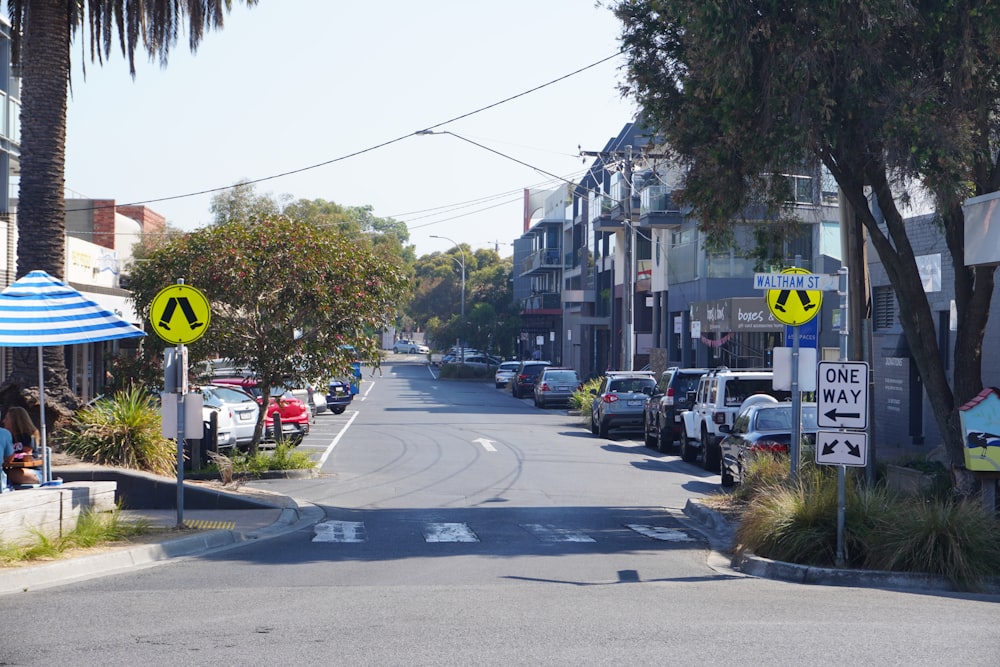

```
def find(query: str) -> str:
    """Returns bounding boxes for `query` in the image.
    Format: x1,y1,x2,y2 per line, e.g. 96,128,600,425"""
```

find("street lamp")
430,234,466,357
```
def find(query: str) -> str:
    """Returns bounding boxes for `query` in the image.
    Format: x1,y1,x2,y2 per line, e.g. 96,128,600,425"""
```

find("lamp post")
430,234,466,358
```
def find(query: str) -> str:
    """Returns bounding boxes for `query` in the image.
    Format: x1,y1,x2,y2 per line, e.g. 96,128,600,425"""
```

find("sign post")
151,282,211,527
757,267,825,481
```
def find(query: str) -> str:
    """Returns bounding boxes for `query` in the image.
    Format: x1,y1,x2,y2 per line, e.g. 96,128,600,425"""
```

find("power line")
67,53,623,216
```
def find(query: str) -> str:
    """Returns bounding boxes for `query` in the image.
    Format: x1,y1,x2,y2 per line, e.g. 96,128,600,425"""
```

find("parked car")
494,361,520,388
198,384,260,449
441,348,483,364
211,377,311,442
588,370,656,438
719,400,819,486
455,354,501,372
393,339,429,354
643,367,709,452
679,368,789,471
198,391,237,450
325,377,353,414
510,360,550,398
533,368,580,408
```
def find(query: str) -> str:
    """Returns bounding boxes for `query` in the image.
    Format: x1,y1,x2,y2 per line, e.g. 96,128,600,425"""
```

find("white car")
201,395,237,450
199,384,260,449
393,339,430,354
494,361,520,388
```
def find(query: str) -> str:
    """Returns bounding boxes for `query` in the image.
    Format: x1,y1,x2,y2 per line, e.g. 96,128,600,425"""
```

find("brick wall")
116,205,166,236
92,199,116,249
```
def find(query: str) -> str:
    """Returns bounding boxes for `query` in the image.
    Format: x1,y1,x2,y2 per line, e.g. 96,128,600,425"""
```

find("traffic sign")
754,272,840,291
762,267,823,326
817,361,869,429
816,430,868,467
150,284,211,345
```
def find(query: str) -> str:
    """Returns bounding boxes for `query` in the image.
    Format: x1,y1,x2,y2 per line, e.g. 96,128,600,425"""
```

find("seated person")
2,407,40,485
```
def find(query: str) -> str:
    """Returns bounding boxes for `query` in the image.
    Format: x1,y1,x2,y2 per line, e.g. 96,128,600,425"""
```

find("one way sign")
817,361,869,429
816,430,868,467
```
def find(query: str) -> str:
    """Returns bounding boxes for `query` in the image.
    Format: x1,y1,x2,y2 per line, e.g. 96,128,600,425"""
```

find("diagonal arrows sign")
816,430,868,467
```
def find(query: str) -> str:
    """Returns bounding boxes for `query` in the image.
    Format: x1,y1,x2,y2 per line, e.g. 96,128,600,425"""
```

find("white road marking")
422,523,479,542
473,437,497,452
318,410,360,467
521,523,596,543
626,524,695,541
313,520,367,543
360,380,376,400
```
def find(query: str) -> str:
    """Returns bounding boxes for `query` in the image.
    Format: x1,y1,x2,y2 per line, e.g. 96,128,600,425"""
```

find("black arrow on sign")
824,408,861,421
846,440,861,458
822,439,839,456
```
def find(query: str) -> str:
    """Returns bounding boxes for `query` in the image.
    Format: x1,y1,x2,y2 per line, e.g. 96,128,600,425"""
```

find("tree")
210,180,287,225
4,0,257,419
615,1,999,473
127,215,407,452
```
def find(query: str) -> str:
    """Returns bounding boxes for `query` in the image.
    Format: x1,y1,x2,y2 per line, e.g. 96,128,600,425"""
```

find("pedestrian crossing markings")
312,520,693,543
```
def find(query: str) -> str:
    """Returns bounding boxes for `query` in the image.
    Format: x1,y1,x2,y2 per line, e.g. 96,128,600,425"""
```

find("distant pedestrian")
532,349,541,360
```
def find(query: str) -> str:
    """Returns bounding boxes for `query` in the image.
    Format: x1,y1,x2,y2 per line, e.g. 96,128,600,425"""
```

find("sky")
60,1,638,258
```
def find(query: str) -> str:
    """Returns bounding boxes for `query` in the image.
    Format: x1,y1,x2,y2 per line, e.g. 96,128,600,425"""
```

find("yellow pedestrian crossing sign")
765,267,822,326
150,284,211,344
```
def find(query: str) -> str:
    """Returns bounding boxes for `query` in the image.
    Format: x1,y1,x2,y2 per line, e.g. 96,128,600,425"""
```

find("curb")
0,500,324,596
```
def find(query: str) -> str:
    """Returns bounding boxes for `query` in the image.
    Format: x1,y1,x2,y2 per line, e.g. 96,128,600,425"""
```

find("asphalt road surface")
2,357,998,665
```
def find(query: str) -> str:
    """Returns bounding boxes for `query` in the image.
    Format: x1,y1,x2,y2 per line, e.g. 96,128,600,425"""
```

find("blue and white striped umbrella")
0,270,145,345
0,270,146,483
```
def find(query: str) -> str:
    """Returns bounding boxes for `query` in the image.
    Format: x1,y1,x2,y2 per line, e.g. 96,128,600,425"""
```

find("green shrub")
438,363,491,379
60,385,176,476
227,442,315,475
570,377,601,415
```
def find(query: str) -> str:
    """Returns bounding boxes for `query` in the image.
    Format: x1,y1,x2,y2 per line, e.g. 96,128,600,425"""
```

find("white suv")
679,368,787,471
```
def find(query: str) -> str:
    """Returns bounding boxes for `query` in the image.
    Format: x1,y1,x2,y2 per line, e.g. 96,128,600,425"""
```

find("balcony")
520,292,562,313
638,185,683,229
520,247,562,276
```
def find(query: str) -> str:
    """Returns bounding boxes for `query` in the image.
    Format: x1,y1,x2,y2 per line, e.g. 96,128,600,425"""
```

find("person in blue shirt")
1,408,39,485
0,424,14,489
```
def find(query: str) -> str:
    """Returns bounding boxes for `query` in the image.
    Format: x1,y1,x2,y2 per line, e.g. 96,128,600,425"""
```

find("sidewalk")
0,472,324,596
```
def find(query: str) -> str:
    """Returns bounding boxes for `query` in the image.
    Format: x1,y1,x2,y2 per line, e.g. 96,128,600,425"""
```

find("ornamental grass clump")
0,505,150,563
736,465,842,566
60,385,176,476
863,497,1000,591
733,460,1000,591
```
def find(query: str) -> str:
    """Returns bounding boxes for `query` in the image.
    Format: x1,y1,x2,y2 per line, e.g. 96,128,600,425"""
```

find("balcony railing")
521,292,562,311
520,247,562,275
588,192,613,221
640,185,680,214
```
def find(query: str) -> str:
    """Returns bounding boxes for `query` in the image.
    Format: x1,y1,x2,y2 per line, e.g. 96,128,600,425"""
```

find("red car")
211,377,310,442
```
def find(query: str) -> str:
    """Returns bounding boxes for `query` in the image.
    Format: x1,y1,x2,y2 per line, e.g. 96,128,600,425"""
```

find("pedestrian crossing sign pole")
151,281,212,527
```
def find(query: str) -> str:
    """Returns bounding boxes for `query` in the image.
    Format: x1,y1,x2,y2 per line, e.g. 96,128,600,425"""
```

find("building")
514,185,569,364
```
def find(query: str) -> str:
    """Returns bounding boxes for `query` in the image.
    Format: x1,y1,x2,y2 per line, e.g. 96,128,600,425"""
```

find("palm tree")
2,1,257,420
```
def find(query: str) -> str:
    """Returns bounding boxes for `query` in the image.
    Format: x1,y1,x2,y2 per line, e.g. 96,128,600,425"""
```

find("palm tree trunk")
6,1,79,423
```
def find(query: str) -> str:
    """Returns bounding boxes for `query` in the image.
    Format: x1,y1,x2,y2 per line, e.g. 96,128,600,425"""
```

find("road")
2,356,998,665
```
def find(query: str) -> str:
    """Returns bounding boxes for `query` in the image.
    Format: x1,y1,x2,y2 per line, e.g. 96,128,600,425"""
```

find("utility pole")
580,145,668,371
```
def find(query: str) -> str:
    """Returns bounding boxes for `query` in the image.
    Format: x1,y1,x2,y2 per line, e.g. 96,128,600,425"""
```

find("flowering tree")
128,215,408,451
